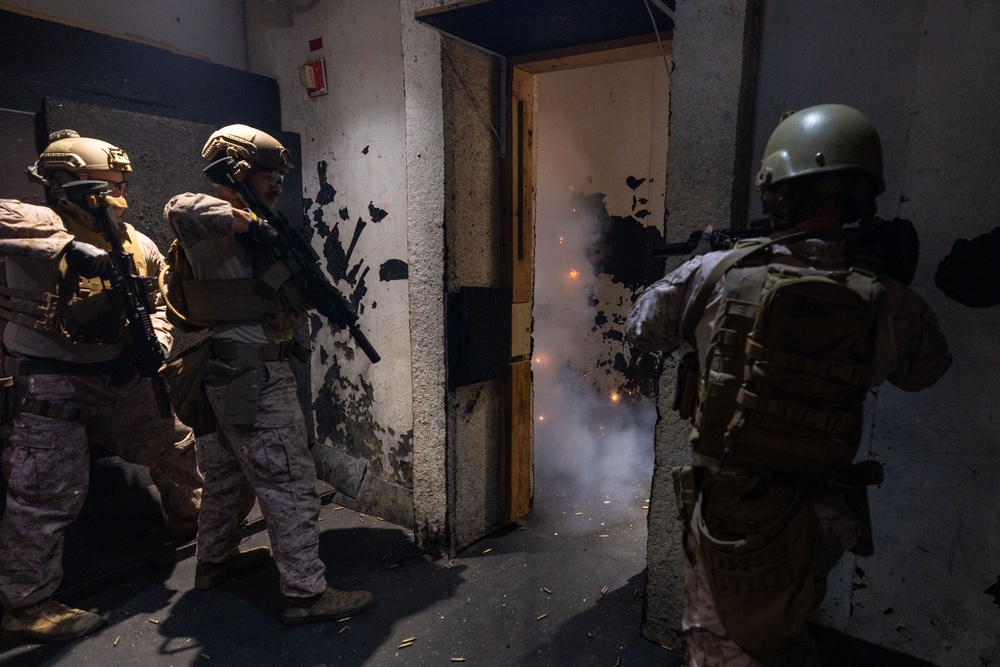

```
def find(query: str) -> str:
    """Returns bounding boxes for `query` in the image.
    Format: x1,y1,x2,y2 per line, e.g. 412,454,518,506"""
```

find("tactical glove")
64,240,114,279
248,216,282,246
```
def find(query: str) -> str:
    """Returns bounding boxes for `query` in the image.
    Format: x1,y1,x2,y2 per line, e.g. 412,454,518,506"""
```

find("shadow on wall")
935,227,1000,307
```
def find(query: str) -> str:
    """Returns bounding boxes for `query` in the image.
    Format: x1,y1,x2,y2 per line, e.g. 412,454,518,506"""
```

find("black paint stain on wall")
935,227,1000,307
316,161,337,206
984,576,1000,608
368,202,388,223
312,349,413,489
379,259,408,281
567,178,665,399
579,191,664,291
305,160,413,487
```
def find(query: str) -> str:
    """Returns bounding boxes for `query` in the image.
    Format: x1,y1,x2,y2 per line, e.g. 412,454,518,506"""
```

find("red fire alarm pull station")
301,58,328,97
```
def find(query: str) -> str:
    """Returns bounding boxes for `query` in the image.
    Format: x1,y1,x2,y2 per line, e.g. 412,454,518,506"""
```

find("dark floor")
0,454,941,667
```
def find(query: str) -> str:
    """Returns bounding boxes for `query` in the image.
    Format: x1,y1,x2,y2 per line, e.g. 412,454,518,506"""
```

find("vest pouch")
161,338,216,436
61,291,125,343
693,473,821,660
673,351,699,420
0,374,15,426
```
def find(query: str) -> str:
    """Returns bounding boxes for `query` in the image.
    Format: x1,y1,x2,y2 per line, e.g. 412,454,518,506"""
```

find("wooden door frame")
497,35,673,524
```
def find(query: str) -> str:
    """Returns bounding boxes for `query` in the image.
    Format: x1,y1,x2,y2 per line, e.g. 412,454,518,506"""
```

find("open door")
499,65,536,523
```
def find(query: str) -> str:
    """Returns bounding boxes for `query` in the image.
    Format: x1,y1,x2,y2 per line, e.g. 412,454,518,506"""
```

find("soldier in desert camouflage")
626,105,951,666
0,131,202,643
162,124,372,626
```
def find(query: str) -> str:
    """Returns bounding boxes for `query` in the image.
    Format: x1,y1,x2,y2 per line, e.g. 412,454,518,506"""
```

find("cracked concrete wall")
440,37,504,550
750,2,1000,665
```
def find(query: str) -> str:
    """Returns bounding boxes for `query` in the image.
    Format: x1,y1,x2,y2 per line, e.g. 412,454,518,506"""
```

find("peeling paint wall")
244,0,415,527
750,2,1000,665
535,60,669,402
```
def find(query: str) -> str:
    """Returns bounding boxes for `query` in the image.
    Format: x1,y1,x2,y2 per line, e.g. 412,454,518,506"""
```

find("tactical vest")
0,208,148,345
690,242,884,477
159,238,311,332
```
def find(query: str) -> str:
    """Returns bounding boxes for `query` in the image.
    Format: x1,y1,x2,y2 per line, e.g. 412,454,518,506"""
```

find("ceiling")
415,0,675,60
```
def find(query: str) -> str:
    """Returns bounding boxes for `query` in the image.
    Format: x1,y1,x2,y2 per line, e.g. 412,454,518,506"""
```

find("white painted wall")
244,0,415,523
0,0,247,68
751,2,1000,664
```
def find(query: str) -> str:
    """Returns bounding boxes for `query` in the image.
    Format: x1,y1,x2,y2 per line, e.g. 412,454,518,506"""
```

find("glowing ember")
610,393,621,403
568,269,579,279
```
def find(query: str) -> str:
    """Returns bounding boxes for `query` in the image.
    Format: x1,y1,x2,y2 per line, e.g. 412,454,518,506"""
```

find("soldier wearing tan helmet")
0,130,203,643
626,104,951,665
162,124,372,626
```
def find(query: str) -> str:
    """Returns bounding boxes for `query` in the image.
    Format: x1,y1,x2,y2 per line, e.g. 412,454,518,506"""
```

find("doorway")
529,55,669,544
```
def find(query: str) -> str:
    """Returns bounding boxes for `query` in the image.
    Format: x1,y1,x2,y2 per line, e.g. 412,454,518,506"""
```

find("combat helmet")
201,124,293,177
756,104,884,196
27,129,131,190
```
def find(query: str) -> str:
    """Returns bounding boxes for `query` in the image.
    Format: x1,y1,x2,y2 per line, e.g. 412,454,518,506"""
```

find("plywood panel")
500,360,532,522
511,301,531,359
511,66,535,303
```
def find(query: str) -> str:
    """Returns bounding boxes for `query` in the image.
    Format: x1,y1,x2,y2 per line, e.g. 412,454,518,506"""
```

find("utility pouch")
161,338,216,436
221,366,261,427
835,459,884,557
693,474,821,660
670,465,704,524
0,374,16,426
673,350,699,420
61,291,125,343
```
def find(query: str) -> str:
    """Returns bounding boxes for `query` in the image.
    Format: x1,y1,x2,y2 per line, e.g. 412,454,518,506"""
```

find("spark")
538,415,545,421
610,393,621,403
568,269,580,279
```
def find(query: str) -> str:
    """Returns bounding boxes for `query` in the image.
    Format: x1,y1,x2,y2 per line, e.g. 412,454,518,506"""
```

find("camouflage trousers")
682,491,858,667
0,372,202,610
200,360,326,599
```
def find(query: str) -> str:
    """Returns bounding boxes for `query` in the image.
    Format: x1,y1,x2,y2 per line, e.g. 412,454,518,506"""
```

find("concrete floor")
0,457,677,667
0,450,943,667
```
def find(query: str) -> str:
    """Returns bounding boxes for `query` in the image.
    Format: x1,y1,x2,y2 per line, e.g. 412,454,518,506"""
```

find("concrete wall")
642,0,758,647
0,0,247,68
750,2,1000,665
440,38,504,549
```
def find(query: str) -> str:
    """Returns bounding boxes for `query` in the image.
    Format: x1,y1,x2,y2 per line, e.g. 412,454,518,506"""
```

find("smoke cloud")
532,109,656,525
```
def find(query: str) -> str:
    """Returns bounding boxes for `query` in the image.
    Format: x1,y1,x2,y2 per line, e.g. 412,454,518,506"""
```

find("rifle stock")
203,158,381,364
61,180,173,418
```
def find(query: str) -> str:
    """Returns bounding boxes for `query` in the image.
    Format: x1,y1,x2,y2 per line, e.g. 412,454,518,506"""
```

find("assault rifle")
651,216,920,285
61,180,173,418
203,157,381,364
652,218,772,257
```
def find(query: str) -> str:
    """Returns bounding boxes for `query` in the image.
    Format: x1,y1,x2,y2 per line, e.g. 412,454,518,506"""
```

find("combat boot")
282,586,373,626
194,546,272,590
1,599,103,642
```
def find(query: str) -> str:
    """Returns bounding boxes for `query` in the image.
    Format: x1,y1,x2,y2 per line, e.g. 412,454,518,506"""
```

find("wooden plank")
511,301,532,359
511,66,535,303
500,360,532,523
515,37,671,75
414,0,492,20
509,32,671,72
